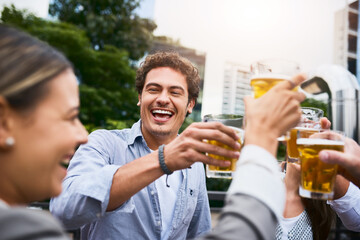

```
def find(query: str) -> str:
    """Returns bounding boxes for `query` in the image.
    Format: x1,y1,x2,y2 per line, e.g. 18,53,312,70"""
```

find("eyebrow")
145,83,185,93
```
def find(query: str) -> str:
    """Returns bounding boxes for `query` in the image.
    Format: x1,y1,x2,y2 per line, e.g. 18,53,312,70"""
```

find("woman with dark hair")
276,162,336,240
0,24,88,239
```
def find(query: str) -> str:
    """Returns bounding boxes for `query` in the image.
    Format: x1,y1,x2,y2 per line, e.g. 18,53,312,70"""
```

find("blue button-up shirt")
50,120,211,240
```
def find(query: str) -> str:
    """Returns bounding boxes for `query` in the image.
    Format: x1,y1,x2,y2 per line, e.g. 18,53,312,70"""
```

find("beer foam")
296,138,344,146
251,73,291,81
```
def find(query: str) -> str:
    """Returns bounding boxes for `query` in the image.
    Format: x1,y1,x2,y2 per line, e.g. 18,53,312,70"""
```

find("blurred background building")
221,63,251,116
334,0,359,77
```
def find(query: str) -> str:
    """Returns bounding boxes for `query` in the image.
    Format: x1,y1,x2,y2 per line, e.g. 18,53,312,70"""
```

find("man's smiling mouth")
151,109,174,121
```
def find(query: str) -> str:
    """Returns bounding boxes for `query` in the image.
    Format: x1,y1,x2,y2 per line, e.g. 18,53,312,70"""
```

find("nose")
76,119,88,145
156,90,170,106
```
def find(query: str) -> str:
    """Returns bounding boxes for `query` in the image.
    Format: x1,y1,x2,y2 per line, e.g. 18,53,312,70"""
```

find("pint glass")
203,114,244,179
250,59,300,99
297,130,345,200
286,107,324,162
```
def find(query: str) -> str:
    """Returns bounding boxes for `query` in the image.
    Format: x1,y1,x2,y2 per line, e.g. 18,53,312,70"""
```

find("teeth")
152,110,173,115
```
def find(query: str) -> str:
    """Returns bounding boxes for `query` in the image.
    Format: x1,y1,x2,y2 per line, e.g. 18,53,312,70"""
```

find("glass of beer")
203,114,244,179
297,130,345,200
286,107,324,163
250,59,300,99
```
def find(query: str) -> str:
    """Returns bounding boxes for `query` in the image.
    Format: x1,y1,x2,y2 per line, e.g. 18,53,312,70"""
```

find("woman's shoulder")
0,207,69,239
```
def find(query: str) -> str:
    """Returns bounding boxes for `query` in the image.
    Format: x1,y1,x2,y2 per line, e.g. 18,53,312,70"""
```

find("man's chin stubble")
150,129,172,137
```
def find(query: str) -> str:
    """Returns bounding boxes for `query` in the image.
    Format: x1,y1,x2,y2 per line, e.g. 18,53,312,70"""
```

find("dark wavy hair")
302,198,335,240
135,51,200,105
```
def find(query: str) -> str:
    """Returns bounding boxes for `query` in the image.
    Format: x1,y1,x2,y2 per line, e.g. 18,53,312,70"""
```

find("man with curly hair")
50,51,241,239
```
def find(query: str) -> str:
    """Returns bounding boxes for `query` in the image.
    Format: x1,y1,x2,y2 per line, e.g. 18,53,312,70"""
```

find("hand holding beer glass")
203,114,244,179
286,107,324,163
297,130,345,200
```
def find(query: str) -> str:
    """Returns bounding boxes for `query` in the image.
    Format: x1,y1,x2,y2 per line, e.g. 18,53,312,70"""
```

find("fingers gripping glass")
203,114,244,179
297,130,345,200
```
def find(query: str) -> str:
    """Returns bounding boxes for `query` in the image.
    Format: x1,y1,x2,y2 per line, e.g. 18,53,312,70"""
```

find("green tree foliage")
49,0,157,60
1,5,139,131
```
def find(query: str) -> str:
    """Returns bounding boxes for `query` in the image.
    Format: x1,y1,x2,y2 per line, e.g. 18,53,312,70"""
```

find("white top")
278,214,301,239
275,211,313,240
328,182,360,231
155,170,183,239
228,144,286,220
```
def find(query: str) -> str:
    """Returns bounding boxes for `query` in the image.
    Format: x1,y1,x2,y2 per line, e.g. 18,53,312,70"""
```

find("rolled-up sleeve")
50,130,121,229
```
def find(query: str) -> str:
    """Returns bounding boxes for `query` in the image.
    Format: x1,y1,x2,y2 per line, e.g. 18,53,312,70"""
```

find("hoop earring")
5,137,15,147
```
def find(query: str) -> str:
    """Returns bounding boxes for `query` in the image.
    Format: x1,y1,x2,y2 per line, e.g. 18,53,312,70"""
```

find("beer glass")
297,130,345,200
203,114,244,179
286,107,324,162
250,59,300,99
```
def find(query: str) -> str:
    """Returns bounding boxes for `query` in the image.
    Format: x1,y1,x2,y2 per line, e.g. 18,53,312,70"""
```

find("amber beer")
297,138,344,200
286,127,320,162
203,114,244,179
207,134,243,172
250,74,291,98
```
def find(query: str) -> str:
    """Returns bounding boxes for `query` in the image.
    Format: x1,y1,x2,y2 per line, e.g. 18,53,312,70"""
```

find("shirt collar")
126,119,145,146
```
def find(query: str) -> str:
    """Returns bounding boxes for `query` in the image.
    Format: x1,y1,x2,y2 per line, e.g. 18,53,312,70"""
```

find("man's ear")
137,95,141,106
0,97,15,150
187,99,196,115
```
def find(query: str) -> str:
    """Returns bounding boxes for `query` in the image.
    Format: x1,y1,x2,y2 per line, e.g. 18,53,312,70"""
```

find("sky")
146,0,351,115
1,0,349,72
0,0,49,18
151,0,348,71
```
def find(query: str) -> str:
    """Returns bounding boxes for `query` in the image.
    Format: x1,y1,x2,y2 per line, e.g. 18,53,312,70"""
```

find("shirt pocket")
182,188,198,225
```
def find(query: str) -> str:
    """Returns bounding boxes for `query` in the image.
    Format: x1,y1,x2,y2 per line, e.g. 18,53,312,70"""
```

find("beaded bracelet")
158,144,173,175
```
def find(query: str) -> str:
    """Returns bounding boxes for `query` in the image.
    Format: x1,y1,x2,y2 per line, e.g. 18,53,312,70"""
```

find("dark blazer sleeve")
0,207,69,240
196,193,278,240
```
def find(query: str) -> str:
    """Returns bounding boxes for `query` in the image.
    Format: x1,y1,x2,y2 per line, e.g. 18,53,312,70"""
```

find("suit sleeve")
197,145,285,240
0,207,69,240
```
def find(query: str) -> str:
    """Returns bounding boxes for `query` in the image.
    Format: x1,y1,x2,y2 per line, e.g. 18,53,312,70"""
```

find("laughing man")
50,52,241,240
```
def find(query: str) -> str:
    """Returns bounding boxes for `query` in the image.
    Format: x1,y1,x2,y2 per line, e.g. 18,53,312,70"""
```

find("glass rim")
301,107,324,115
293,126,322,131
296,129,346,145
250,58,300,75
